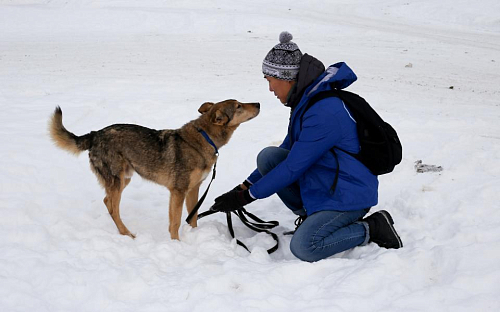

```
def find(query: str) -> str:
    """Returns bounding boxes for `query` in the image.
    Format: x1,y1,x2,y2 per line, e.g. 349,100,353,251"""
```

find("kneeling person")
212,32,402,262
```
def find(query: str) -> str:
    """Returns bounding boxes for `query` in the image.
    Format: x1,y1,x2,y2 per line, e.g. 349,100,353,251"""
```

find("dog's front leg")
168,190,186,240
185,183,201,228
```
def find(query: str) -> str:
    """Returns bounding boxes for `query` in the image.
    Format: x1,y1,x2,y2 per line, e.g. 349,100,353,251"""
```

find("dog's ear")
198,102,214,114
212,109,229,126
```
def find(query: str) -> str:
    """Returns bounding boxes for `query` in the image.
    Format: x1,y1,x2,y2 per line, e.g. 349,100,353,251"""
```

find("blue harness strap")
197,129,219,155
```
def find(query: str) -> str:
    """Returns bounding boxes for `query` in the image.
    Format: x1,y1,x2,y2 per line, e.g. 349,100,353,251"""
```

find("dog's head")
198,99,260,127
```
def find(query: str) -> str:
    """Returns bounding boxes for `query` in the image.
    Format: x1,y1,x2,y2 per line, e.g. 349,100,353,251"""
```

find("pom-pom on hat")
262,31,303,81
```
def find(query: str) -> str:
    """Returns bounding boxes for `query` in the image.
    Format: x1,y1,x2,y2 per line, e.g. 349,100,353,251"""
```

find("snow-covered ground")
1,0,499,311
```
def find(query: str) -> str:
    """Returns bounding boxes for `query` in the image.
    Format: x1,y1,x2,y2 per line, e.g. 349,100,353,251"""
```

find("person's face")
264,75,296,104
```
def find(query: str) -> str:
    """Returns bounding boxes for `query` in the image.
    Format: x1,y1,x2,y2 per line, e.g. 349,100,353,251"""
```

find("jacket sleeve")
249,99,345,199
245,133,291,185
246,168,261,185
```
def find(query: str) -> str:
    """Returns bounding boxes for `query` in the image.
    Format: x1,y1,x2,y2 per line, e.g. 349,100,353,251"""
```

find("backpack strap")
299,90,340,131
330,149,340,194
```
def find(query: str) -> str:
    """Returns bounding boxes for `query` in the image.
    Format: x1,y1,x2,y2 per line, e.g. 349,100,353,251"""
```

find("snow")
1,0,500,311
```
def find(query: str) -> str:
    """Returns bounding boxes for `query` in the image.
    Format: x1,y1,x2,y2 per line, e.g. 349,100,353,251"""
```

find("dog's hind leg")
103,177,131,214
185,183,201,228
168,190,186,240
103,174,135,239
91,153,135,238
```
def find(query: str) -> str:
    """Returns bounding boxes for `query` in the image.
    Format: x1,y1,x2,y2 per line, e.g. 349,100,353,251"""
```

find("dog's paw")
123,232,136,239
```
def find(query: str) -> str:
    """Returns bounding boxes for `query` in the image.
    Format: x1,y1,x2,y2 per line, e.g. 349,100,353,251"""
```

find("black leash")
185,162,217,224
186,129,280,254
185,129,218,225
198,207,279,254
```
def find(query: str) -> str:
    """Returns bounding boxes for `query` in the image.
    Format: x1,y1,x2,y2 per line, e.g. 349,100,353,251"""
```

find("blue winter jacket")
247,62,378,215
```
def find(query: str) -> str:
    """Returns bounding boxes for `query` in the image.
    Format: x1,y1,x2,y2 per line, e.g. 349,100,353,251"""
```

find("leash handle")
196,207,280,254
232,209,280,254
226,211,252,253
238,208,279,229
210,208,278,254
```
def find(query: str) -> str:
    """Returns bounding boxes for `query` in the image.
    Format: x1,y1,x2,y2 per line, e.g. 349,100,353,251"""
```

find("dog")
49,100,260,240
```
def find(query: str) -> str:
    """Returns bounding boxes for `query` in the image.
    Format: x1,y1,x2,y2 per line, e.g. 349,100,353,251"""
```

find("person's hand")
233,185,244,191
211,189,255,212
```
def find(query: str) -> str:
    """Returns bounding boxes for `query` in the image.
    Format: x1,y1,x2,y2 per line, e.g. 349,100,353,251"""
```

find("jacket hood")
286,54,325,109
305,62,357,98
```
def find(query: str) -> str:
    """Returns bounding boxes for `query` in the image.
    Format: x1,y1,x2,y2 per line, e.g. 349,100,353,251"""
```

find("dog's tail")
49,106,94,155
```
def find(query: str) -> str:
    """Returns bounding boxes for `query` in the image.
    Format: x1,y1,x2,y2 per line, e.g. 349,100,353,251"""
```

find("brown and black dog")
49,100,260,240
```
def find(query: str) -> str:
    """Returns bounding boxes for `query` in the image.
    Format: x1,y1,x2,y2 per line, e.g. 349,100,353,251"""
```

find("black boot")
363,210,403,249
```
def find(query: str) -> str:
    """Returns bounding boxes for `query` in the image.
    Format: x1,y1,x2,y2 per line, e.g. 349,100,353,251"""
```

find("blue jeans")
257,146,370,262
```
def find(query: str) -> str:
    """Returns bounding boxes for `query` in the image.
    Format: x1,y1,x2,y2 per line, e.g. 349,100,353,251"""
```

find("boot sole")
378,210,403,249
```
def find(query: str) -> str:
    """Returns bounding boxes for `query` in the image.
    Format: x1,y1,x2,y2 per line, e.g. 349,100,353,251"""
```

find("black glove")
211,189,255,212
233,185,244,191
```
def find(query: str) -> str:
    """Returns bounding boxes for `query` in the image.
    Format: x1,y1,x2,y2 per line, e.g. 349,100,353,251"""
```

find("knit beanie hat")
262,31,303,81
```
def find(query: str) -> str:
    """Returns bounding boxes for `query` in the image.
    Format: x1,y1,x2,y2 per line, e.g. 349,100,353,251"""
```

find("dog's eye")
236,104,242,109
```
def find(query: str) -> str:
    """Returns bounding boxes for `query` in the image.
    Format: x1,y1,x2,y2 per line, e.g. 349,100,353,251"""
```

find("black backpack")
300,89,402,192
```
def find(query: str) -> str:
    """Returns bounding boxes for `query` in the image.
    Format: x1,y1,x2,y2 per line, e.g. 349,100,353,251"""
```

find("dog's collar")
197,129,219,156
